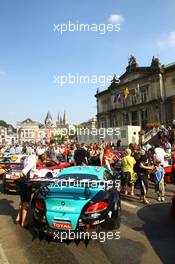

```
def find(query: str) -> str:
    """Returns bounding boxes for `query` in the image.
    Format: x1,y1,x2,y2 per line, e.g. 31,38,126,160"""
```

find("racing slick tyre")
2,185,9,194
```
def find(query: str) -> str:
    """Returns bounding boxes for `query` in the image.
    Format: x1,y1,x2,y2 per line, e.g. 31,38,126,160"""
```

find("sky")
0,0,175,126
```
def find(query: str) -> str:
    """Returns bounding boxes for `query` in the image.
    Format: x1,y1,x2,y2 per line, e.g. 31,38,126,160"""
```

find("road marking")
121,201,138,209
0,244,9,264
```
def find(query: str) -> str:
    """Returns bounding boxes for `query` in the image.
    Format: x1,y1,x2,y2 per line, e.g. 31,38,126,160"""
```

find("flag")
113,93,122,103
123,87,129,99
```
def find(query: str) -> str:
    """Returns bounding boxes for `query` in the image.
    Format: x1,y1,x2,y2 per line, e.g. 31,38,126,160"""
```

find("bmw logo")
61,201,65,206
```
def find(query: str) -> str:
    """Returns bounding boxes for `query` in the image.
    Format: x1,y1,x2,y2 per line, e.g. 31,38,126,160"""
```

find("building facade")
16,111,70,143
95,56,175,129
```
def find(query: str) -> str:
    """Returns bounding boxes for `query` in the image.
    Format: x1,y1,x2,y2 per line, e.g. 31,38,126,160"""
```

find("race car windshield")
58,174,98,181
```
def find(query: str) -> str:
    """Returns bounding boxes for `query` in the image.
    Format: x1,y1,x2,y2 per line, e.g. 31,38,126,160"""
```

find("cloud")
157,31,175,48
108,14,124,24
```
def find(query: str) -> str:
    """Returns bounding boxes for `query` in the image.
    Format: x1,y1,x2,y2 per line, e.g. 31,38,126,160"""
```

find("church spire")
63,110,68,125
45,111,53,127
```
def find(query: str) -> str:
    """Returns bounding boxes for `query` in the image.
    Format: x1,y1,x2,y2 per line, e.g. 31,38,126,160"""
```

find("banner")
34,130,38,143
46,128,51,144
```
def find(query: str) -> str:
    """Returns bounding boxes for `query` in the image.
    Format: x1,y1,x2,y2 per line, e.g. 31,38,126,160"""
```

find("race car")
0,155,27,181
0,154,27,164
2,158,73,193
31,166,121,240
171,194,175,217
36,158,74,171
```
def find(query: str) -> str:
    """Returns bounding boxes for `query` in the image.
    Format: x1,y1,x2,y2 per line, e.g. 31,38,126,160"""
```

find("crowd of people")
0,131,174,227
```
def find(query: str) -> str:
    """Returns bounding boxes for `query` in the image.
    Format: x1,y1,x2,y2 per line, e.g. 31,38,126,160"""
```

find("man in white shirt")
16,151,37,227
22,153,37,178
154,144,166,166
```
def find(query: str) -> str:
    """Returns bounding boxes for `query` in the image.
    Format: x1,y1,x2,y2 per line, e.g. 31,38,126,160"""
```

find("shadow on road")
136,203,175,264
0,198,17,221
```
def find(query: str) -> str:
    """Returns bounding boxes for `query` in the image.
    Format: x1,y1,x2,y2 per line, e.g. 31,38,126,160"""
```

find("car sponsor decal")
52,205,76,212
52,222,72,229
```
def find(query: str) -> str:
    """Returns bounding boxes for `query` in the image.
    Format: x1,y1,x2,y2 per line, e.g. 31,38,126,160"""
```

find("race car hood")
45,186,101,230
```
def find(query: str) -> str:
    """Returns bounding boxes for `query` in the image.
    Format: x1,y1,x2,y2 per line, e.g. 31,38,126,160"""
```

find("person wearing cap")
137,149,154,204
153,159,165,201
121,148,136,195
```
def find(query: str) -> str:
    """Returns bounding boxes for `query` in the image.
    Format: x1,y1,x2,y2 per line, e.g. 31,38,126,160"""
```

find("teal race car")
31,166,121,240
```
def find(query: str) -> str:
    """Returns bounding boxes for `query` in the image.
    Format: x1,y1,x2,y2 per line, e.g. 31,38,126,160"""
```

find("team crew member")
16,151,37,227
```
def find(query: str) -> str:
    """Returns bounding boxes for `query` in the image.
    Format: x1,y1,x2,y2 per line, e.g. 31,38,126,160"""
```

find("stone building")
16,118,44,143
16,111,70,143
95,56,175,129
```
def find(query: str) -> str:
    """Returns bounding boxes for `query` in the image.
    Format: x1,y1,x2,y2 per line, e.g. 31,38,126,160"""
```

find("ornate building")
95,56,175,129
16,111,70,143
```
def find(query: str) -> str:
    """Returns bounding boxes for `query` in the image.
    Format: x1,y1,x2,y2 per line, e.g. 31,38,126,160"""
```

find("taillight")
36,198,45,210
85,201,108,214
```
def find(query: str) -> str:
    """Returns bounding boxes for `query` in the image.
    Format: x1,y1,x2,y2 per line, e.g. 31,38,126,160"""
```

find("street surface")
0,181,175,264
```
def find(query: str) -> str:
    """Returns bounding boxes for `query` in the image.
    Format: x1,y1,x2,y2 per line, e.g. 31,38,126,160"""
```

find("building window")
121,130,127,138
25,130,28,138
28,130,33,138
140,87,147,103
123,113,129,126
100,119,106,128
131,111,138,125
141,109,148,128
101,99,109,112
111,117,116,127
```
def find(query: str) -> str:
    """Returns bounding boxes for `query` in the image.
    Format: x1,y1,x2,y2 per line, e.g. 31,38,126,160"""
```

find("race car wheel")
110,209,121,230
2,185,9,194
2,175,9,194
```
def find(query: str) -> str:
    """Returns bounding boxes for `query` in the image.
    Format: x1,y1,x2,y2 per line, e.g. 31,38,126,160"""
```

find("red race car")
36,158,73,171
2,159,73,193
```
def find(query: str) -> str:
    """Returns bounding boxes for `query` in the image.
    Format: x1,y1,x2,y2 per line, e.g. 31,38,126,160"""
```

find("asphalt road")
0,181,175,264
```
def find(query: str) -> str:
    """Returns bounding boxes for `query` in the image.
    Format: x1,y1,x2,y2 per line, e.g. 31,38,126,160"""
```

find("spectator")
154,144,166,165
153,159,165,202
74,144,88,166
121,149,136,195
103,145,113,171
137,150,153,204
